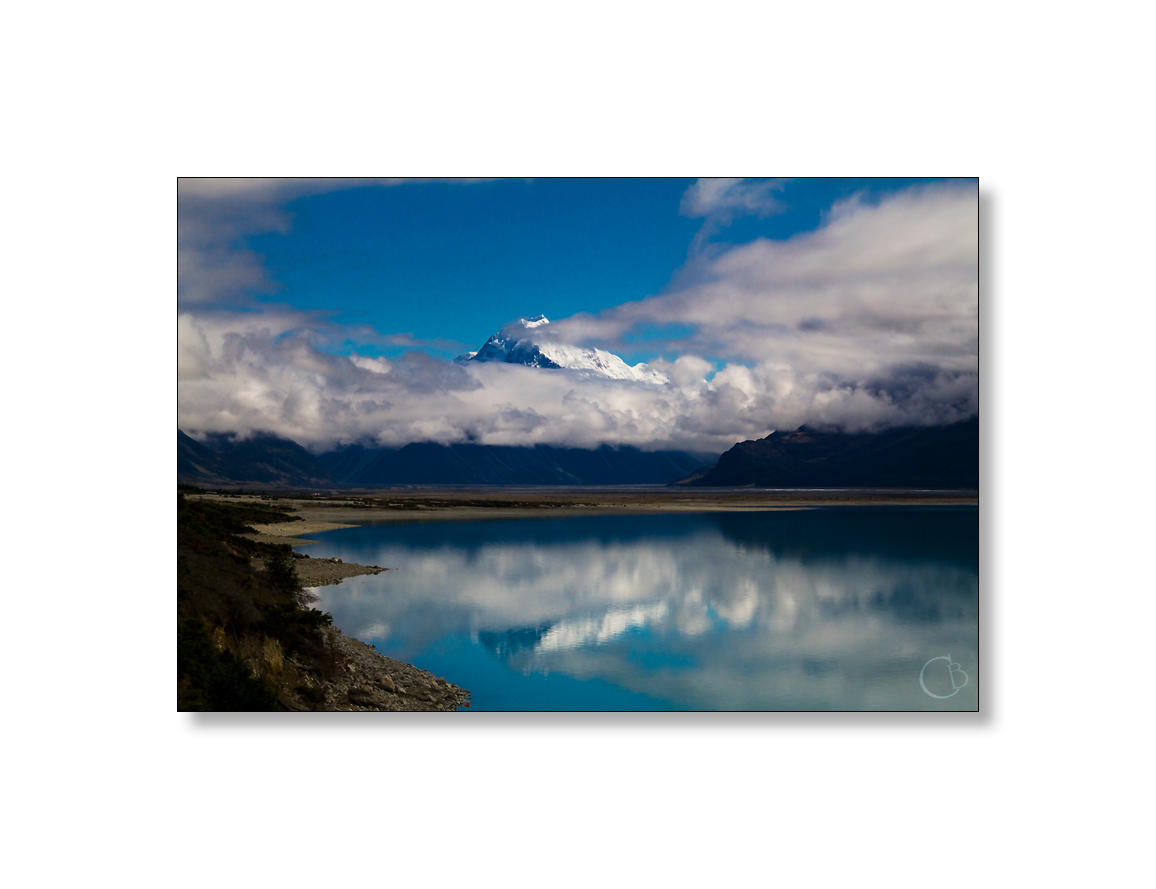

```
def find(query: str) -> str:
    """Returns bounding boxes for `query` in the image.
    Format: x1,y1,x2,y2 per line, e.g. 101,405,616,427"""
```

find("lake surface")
299,506,979,711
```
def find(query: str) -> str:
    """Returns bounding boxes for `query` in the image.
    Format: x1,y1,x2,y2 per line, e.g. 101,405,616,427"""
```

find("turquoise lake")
298,506,979,711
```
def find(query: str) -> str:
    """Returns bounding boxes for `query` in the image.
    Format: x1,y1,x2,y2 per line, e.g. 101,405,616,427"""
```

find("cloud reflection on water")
308,509,978,710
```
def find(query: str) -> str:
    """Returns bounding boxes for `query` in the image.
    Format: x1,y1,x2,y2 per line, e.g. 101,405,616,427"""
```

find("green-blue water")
299,507,979,711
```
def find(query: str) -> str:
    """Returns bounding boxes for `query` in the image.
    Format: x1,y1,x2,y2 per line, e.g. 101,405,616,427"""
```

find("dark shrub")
177,619,278,711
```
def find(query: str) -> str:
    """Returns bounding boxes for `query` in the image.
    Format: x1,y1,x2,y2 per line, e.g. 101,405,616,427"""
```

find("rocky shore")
244,558,469,711
285,627,471,712
199,503,473,711
239,557,471,711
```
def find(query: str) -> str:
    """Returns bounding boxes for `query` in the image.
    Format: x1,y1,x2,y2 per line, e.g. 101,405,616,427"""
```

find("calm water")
299,507,979,711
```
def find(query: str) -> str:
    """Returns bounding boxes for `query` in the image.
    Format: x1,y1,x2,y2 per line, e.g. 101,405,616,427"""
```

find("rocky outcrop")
245,556,468,711
290,628,471,712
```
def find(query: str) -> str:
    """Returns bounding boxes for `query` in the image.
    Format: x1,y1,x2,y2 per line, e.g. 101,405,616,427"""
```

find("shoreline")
206,487,975,711
186,500,471,710
298,627,472,711
201,487,978,531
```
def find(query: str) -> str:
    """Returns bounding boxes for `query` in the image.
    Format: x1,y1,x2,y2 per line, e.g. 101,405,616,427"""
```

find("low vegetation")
177,492,336,711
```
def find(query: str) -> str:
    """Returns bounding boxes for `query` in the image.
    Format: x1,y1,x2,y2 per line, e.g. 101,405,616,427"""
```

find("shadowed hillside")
320,441,713,485
177,493,335,710
683,418,978,489
179,429,714,487
178,431,335,488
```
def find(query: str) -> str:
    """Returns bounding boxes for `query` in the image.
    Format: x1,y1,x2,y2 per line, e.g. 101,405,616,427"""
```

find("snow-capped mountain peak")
458,316,668,384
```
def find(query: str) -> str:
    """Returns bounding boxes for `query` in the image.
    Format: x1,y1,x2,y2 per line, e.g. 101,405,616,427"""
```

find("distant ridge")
178,430,714,488
679,418,979,489
178,430,335,488
319,441,713,486
179,421,979,490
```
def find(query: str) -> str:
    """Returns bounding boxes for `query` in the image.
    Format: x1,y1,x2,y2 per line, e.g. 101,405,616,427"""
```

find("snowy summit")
459,315,668,384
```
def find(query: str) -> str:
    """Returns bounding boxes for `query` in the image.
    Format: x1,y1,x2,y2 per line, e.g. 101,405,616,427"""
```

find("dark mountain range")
178,430,714,487
318,441,713,486
679,418,978,489
178,431,336,488
179,419,979,490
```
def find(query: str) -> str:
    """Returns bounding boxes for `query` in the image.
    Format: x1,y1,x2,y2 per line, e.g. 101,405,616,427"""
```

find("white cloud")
177,314,778,452
177,179,978,452
551,180,978,433
650,354,714,387
680,177,790,221
177,177,496,307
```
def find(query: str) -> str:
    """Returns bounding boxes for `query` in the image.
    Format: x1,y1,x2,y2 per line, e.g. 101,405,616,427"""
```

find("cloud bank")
177,178,977,454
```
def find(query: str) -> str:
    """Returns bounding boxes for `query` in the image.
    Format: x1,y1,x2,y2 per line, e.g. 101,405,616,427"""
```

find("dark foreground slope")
685,418,979,488
177,493,331,710
176,493,469,711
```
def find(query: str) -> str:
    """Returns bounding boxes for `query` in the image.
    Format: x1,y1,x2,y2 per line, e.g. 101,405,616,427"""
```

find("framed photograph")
178,177,978,712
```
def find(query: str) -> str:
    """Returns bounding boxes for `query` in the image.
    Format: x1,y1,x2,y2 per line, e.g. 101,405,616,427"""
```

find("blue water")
298,507,979,711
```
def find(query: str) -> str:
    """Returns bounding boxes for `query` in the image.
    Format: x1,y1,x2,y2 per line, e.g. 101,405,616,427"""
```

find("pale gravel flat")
243,519,357,547
293,557,387,587
250,519,357,536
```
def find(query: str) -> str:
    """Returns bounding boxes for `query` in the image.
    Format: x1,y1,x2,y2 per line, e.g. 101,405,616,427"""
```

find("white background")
3,1,1150,886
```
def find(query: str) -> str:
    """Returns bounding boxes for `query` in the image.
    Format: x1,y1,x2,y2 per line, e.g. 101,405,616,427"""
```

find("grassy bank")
177,491,471,711
177,491,336,710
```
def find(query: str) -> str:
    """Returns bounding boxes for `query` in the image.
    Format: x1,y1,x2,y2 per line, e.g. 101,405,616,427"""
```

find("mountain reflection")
305,508,978,710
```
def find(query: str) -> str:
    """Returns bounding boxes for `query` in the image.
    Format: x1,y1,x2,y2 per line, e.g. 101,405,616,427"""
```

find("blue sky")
178,178,978,453
195,177,950,364
247,178,700,359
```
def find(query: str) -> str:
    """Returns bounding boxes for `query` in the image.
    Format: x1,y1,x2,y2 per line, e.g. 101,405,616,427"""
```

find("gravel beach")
232,505,471,710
